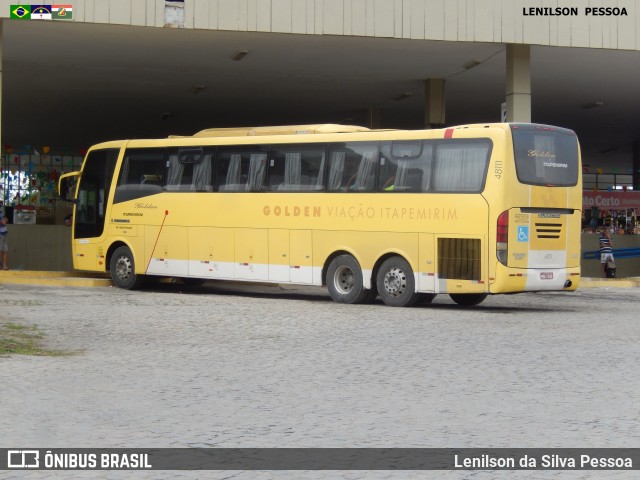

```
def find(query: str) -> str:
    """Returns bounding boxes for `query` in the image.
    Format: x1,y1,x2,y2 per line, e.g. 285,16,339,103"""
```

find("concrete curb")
578,277,640,288
0,270,112,288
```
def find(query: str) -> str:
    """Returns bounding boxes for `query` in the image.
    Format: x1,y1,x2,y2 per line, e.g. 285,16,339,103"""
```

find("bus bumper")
490,264,580,293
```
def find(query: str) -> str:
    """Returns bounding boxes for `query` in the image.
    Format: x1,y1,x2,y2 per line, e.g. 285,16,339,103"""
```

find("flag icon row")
10,5,73,20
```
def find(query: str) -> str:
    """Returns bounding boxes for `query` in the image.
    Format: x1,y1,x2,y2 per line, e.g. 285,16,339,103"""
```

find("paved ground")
1,281,639,479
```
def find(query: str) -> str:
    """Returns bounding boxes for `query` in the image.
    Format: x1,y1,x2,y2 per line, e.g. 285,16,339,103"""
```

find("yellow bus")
59,123,582,306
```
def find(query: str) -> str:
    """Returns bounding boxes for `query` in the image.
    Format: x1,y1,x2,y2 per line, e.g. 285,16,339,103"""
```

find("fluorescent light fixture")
394,92,413,101
582,101,604,109
463,59,482,70
600,147,618,154
231,50,249,61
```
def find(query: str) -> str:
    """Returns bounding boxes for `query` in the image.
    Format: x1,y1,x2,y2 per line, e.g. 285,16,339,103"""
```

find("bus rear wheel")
326,255,373,304
110,246,144,290
377,256,419,307
449,293,487,306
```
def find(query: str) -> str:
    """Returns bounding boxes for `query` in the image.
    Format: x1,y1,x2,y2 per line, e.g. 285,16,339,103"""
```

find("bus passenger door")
235,228,268,280
289,230,313,284
268,229,290,282
72,148,119,272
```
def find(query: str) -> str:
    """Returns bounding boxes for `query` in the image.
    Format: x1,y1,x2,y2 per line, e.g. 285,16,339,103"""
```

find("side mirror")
58,171,80,203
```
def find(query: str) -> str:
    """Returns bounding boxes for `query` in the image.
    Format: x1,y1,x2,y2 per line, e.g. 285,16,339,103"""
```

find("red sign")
582,191,640,210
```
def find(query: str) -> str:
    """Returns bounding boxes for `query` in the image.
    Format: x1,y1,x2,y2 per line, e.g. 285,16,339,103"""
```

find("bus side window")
328,142,378,192
215,148,267,191
378,143,397,190
379,141,433,192
433,141,490,192
267,144,325,191
246,153,267,191
114,148,166,202
164,148,212,192
215,154,242,191
193,153,213,191
327,150,346,191
166,153,191,190
141,174,162,186
119,149,165,187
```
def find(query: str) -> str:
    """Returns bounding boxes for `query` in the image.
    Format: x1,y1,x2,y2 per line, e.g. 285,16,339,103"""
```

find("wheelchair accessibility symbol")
517,226,529,242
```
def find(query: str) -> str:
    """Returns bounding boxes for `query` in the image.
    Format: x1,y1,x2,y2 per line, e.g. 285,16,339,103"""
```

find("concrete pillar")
365,107,381,129
506,44,531,123
424,78,445,128
633,141,640,191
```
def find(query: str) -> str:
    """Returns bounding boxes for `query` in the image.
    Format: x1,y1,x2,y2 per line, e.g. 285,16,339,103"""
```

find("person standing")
0,215,8,270
599,227,614,278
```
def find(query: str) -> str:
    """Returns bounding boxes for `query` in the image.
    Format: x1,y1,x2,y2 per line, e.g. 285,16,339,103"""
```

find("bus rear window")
512,125,579,186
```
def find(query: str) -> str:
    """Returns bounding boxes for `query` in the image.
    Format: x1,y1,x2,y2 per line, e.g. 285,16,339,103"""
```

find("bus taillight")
497,210,509,265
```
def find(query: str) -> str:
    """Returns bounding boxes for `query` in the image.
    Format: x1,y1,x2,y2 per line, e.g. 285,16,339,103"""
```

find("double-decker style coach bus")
59,123,581,306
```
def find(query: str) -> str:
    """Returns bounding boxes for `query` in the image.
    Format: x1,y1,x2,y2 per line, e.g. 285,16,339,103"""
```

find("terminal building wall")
2,0,639,275
1,0,638,51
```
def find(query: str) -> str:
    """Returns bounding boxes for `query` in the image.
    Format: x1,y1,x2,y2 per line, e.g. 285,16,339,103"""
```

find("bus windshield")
511,124,579,186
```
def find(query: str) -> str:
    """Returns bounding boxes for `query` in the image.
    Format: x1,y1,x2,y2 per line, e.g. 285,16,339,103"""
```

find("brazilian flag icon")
10,4,31,19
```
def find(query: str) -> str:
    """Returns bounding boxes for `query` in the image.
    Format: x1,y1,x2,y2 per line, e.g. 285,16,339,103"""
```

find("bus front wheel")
110,246,144,290
326,255,372,304
449,293,487,306
377,256,419,307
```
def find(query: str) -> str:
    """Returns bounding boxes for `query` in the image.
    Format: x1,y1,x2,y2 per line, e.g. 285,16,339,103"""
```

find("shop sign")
582,191,640,209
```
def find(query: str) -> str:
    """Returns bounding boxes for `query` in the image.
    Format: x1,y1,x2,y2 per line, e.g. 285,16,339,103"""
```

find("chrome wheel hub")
333,265,355,294
115,256,133,281
383,267,406,297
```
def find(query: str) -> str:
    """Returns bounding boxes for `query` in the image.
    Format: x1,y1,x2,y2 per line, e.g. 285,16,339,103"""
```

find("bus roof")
187,124,375,138
92,123,572,151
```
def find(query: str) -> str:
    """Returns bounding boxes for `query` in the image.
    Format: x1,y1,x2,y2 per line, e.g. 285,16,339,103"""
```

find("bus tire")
376,256,419,307
110,246,144,290
326,255,371,304
449,293,487,306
